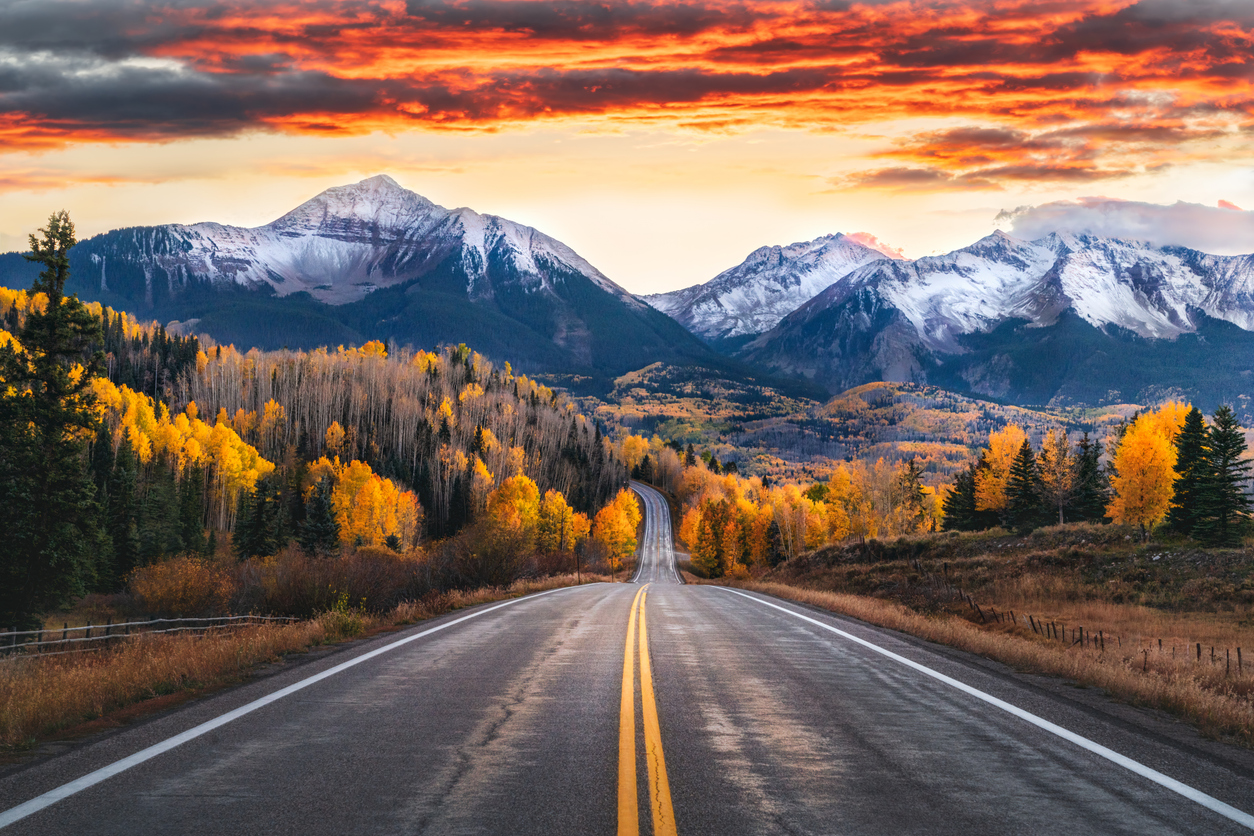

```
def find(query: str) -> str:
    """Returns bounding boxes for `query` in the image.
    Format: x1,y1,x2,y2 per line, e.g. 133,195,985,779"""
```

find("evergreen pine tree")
766,518,785,566
942,461,979,531
138,460,183,563
299,477,341,557
1195,406,1252,547
178,465,207,555
1003,440,1043,534
234,477,283,559
106,437,140,587
89,424,114,493
1069,433,1110,522
1166,407,1208,536
0,212,106,629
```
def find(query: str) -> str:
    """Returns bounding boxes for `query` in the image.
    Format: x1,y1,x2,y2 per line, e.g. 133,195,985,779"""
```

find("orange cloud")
0,0,1250,187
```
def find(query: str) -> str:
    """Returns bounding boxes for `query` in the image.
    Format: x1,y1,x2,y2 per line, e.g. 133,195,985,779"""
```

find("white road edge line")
0,585,585,830
718,587,1254,831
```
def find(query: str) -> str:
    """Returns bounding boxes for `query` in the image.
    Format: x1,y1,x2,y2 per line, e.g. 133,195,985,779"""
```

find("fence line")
0,615,300,659
911,558,1246,678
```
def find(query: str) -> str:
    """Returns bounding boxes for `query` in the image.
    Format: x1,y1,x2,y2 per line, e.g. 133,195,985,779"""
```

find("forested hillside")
0,213,637,631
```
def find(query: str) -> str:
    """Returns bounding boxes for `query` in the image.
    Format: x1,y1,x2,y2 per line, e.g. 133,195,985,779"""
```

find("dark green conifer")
234,476,283,559
942,461,979,531
1195,406,1252,547
1069,433,1110,522
766,518,785,566
178,465,207,555
106,437,140,586
0,212,106,629
299,477,341,557
1166,407,1208,536
1003,440,1043,534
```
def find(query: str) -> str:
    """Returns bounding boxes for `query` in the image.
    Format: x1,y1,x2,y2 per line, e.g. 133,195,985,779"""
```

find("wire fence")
0,615,301,659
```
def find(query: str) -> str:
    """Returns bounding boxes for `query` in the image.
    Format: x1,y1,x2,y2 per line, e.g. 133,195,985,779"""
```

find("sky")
1,0,1252,295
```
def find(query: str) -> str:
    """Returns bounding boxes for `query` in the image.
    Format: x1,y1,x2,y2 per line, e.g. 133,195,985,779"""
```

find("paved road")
2,482,1253,834
630,482,682,586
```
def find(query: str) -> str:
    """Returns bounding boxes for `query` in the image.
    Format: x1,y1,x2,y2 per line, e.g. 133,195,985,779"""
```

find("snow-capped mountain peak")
69,175,633,307
642,231,892,340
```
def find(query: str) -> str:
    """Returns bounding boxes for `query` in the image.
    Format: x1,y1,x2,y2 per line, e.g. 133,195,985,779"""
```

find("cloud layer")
997,197,1254,255
0,0,1250,190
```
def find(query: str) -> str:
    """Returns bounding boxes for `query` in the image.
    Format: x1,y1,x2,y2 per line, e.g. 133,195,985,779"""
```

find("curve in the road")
629,481,682,585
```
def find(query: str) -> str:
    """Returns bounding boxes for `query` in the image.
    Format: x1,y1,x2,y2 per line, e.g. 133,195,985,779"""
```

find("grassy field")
0,573,610,753
740,523,1254,746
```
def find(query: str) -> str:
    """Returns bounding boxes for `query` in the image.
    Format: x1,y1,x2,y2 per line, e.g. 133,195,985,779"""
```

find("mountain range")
647,229,1254,414
2,175,1252,415
0,176,729,388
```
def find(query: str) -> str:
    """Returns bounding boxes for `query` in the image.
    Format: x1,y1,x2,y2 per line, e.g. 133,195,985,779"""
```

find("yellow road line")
618,585,646,836
638,589,678,836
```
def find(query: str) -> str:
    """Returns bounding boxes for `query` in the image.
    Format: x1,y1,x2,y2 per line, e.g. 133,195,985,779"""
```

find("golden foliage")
975,424,1027,512
1106,405,1184,530
593,488,642,570
91,378,274,528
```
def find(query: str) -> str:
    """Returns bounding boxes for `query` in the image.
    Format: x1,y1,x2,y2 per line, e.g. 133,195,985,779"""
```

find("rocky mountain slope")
0,176,718,382
642,233,893,345
734,231,1254,414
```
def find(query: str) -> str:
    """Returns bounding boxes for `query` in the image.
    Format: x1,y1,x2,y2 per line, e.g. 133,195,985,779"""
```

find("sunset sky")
1,0,1252,294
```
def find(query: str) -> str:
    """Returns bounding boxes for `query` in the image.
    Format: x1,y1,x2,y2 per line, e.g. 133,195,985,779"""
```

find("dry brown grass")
1,573,610,752
739,580,1254,746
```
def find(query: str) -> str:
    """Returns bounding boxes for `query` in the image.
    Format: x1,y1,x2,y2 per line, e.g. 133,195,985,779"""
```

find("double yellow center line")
618,584,677,836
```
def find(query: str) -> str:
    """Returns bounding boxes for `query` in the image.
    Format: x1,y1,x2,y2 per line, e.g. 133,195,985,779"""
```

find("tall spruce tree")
1166,407,1208,536
106,437,140,588
299,477,341,557
234,476,283,559
0,212,106,629
1069,433,1110,522
1003,439,1043,534
1194,406,1252,547
942,461,979,531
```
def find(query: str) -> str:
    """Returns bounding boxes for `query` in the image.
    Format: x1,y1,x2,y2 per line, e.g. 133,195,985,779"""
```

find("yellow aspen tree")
537,489,575,552
748,504,773,566
975,424,1027,513
720,515,745,574
325,421,345,456
1107,417,1176,534
1038,429,1075,525
620,435,649,472
678,506,702,551
485,474,541,549
570,512,592,550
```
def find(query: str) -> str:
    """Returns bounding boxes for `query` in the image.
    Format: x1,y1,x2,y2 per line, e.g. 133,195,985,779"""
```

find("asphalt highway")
1,480,1252,834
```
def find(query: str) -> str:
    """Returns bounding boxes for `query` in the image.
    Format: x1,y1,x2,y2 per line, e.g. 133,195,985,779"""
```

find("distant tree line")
942,405,1251,544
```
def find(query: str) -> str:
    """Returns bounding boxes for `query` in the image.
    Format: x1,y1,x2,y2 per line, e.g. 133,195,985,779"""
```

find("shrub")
129,557,238,617
233,546,430,617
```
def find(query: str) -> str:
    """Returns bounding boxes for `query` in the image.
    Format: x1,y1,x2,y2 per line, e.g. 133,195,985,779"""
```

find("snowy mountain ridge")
642,233,893,341
79,175,634,306
650,227,1254,346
